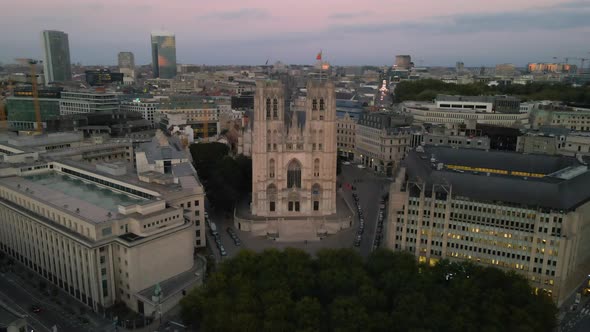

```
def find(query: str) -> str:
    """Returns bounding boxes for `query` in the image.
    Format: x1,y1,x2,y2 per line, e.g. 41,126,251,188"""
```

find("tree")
181,248,557,332
189,142,252,212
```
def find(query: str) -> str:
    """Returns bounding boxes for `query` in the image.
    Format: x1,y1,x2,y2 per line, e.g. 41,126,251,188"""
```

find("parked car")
30,305,41,313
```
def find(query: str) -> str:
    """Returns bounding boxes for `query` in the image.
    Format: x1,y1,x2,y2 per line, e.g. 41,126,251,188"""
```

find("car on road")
342,161,351,165
30,305,41,313
354,236,361,247
357,164,366,169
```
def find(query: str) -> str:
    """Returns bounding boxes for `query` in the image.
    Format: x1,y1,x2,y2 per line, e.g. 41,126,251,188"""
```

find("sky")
1,0,589,67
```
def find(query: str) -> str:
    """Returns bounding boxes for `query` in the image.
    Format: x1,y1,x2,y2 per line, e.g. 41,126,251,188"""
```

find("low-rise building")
0,301,27,332
0,131,205,315
436,94,521,113
387,146,590,305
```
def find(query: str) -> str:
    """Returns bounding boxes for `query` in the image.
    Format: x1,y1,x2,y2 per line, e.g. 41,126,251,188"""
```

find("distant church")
236,80,350,240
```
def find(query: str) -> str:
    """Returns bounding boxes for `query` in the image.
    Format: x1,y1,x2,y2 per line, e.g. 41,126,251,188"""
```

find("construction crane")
15,58,43,133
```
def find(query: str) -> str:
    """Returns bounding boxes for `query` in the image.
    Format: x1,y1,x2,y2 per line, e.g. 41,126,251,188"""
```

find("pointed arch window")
312,99,318,111
266,98,271,119
267,184,277,212
269,159,275,178
312,184,321,211
273,98,278,118
319,98,325,111
313,158,320,177
287,160,302,188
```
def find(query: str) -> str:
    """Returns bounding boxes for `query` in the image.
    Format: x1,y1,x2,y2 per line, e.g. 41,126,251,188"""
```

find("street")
0,269,110,332
205,162,392,258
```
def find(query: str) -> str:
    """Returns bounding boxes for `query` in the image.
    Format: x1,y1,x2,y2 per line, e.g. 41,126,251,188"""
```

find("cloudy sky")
1,0,589,66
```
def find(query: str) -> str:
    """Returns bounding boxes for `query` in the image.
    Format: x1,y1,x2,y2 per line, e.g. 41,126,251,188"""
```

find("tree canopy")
180,248,556,332
189,142,252,212
394,79,590,106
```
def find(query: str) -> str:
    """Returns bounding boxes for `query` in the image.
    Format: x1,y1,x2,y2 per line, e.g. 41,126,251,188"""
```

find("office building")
336,112,357,160
151,31,177,79
403,102,529,129
5,86,63,131
394,55,412,70
41,30,72,83
531,105,590,131
495,63,517,76
118,52,135,78
85,70,124,87
0,131,205,314
528,63,576,74
355,112,414,175
158,96,222,139
60,90,119,116
387,146,590,305
120,99,160,126
436,95,521,114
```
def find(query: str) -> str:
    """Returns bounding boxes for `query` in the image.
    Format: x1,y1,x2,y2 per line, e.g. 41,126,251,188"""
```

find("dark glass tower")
42,30,72,84
150,31,177,79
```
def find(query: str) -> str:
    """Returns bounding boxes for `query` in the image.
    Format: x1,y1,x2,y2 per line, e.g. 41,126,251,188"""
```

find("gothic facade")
251,80,337,218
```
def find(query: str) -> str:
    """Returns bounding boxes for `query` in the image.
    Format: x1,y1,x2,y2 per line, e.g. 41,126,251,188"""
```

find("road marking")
0,288,52,332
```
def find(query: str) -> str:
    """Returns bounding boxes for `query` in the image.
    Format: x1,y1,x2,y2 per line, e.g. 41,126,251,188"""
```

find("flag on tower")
316,51,322,60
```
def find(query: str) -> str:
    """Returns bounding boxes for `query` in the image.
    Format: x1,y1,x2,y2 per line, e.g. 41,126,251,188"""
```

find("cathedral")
235,80,349,240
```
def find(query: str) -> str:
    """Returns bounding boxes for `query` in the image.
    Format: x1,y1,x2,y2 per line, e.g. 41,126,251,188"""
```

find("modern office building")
355,112,414,175
387,146,590,305
118,52,135,78
403,102,529,129
151,31,177,79
5,86,63,131
0,131,205,314
120,99,160,126
158,96,221,139
60,90,120,116
41,30,72,84
85,70,124,87
531,105,590,131
436,95,521,114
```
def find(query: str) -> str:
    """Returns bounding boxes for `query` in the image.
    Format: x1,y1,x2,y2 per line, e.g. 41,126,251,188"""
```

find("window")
312,184,321,211
269,159,275,178
319,98,325,111
266,98,271,119
288,201,294,211
267,184,277,212
287,159,302,188
313,201,319,211
101,227,112,236
313,159,320,177
295,202,300,211
273,98,278,118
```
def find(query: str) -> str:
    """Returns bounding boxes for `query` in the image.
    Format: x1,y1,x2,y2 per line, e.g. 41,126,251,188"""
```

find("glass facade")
150,32,177,79
42,30,72,83
6,97,60,130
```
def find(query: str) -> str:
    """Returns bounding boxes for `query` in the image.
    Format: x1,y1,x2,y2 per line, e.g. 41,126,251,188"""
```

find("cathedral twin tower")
251,80,337,219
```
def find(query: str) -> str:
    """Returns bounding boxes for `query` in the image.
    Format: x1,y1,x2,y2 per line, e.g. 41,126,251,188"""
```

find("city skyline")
1,0,589,66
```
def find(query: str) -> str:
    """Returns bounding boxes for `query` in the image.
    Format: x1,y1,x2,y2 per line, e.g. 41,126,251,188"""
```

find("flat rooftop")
403,146,590,210
0,172,146,223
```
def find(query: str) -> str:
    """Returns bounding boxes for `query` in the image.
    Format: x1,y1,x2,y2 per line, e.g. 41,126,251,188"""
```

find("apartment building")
531,106,590,131
387,146,590,305
158,96,223,139
355,112,414,175
0,132,205,315
337,112,356,159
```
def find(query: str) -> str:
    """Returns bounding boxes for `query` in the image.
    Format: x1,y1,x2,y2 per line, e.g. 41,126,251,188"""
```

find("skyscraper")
118,52,135,78
41,30,72,84
150,31,177,79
